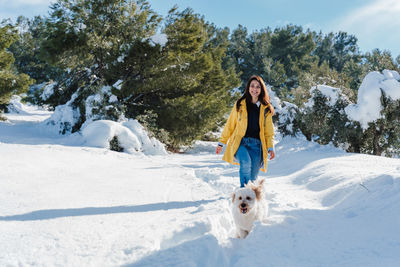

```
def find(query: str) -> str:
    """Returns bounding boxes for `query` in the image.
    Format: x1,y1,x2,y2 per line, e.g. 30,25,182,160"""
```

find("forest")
1,0,399,155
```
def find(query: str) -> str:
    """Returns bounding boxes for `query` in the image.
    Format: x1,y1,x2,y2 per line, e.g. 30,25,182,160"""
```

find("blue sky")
1,0,399,57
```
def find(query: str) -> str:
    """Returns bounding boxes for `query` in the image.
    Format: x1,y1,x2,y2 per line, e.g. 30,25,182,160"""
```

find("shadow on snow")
0,198,223,221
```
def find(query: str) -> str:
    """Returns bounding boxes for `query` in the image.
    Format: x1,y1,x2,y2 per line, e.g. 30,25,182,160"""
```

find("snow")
150,33,168,47
112,80,123,90
345,70,400,129
305,85,342,108
40,82,57,101
1,99,400,266
81,120,167,155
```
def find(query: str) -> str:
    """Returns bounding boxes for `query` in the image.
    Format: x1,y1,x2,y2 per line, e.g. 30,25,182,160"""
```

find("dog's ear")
257,178,265,188
253,178,265,201
232,192,235,203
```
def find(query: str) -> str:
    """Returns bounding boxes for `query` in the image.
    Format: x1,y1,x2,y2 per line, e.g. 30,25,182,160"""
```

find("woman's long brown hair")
236,75,275,115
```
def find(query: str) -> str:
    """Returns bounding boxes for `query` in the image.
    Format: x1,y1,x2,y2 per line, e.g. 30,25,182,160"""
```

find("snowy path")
1,103,400,266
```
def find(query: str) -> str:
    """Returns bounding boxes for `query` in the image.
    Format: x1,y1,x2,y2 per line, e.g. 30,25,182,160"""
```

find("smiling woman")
216,75,275,188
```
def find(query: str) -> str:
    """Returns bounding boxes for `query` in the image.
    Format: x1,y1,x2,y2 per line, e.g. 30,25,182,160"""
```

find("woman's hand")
216,145,223,154
268,150,275,160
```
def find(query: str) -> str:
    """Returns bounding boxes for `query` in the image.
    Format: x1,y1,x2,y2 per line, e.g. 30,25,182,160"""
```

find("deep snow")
1,100,400,267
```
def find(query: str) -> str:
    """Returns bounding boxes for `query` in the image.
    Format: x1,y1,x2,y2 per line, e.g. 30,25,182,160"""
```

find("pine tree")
39,0,161,132
124,8,240,149
359,93,400,156
313,31,360,72
342,59,364,92
0,23,33,118
268,25,316,92
9,16,63,84
363,49,398,72
297,89,331,142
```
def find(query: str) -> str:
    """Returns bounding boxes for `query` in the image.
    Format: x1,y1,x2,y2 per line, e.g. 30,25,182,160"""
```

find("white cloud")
339,0,400,29
333,0,400,55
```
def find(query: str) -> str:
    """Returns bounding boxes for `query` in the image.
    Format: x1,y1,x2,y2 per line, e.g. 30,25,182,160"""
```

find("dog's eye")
246,196,251,200
238,196,242,200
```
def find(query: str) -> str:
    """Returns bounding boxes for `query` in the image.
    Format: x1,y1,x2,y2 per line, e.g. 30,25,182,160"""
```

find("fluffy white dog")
232,178,267,239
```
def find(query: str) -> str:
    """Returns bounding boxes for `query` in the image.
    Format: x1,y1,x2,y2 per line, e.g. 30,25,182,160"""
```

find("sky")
0,0,399,57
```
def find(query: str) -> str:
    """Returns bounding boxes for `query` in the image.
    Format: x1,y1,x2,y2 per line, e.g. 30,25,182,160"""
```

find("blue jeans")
235,137,263,187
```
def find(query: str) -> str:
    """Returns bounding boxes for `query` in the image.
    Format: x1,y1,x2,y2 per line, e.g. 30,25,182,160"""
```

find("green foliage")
269,25,316,90
363,49,399,72
293,84,399,156
6,0,399,156
25,2,239,150
9,16,63,84
0,22,34,115
359,93,400,156
37,0,161,131
124,8,240,149
228,25,317,97
313,31,360,72
297,61,355,104
296,87,363,152
297,89,331,142
109,136,123,152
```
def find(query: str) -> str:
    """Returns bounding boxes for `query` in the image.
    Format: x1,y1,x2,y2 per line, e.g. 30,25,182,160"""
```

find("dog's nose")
240,203,246,208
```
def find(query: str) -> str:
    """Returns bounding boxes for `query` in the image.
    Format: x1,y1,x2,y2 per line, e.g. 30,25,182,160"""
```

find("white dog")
232,178,267,239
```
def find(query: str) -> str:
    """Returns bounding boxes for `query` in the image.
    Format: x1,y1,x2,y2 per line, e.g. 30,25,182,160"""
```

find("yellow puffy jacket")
219,99,274,172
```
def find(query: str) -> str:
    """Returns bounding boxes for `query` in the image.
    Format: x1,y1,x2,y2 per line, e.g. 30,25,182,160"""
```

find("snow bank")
13,92,167,155
345,70,400,129
81,119,167,155
6,95,29,114
5,95,53,123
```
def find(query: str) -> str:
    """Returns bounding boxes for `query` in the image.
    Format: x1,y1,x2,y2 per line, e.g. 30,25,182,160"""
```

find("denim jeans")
235,137,263,187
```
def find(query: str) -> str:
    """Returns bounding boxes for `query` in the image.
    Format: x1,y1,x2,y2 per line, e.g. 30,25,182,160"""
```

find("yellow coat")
219,99,274,172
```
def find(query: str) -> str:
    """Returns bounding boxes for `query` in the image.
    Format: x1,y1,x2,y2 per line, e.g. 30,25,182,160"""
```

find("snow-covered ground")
1,100,400,267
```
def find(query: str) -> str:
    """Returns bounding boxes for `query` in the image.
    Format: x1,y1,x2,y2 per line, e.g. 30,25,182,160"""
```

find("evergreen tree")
39,0,160,132
296,85,360,151
297,89,331,142
124,8,240,149
297,60,355,105
363,49,398,72
359,93,400,156
268,25,316,92
0,23,33,118
9,16,63,84
341,58,364,92
313,31,360,72
331,32,359,72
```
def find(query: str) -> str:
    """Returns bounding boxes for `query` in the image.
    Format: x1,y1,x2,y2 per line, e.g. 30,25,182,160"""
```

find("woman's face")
249,80,261,99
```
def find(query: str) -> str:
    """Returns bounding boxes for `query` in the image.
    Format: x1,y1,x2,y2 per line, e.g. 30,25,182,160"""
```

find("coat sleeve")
219,105,237,144
264,111,274,149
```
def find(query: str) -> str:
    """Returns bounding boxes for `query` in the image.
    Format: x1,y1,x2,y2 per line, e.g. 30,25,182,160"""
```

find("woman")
216,75,275,187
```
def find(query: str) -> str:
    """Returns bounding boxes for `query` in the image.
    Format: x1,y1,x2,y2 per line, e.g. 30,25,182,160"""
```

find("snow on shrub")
345,70,400,130
40,82,57,101
268,86,300,136
44,92,81,134
81,119,167,155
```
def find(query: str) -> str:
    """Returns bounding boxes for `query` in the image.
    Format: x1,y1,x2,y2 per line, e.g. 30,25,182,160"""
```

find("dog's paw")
238,229,249,239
